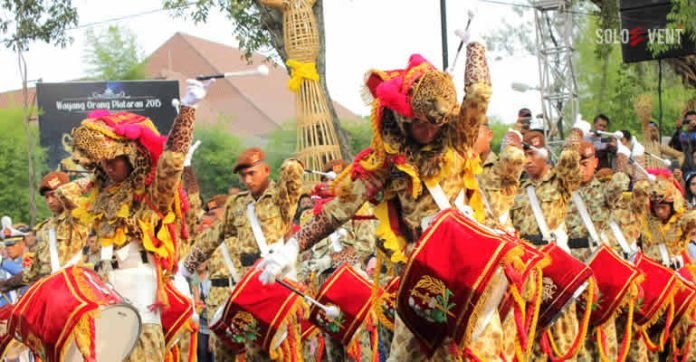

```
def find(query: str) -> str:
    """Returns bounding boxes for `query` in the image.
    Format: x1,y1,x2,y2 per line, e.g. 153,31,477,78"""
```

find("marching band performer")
258,38,510,360
0,171,89,292
299,159,376,361
180,146,304,360
510,124,584,361
67,79,211,361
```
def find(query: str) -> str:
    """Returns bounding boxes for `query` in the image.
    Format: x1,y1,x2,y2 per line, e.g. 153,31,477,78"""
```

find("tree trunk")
256,0,353,159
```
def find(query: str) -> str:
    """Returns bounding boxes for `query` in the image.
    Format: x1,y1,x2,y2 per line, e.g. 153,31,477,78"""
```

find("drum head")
63,304,141,362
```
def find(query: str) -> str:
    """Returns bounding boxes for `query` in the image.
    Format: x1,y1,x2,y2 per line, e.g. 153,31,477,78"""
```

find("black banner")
36,80,179,170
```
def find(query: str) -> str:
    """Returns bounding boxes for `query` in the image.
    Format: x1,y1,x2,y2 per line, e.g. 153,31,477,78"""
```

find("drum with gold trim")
537,243,594,329
0,305,28,360
584,244,642,327
9,266,141,361
633,253,679,328
309,265,374,346
674,266,696,327
162,280,194,349
397,209,519,355
209,266,302,355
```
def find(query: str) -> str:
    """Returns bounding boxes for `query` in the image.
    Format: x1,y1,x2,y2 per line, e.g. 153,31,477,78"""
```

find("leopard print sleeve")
330,246,359,268
149,106,196,213
556,148,582,197
276,159,304,233
296,167,389,252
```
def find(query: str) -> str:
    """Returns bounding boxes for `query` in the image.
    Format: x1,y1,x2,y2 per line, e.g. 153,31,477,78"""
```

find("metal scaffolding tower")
532,0,579,139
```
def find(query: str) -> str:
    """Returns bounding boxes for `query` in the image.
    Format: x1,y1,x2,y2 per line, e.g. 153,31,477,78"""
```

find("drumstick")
276,279,340,318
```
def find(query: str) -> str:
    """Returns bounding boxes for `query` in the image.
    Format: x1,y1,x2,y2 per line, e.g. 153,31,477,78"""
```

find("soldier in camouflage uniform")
510,127,583,361
259,41,510,361
299,159,376,362
0,171,89,292
181,147,304,360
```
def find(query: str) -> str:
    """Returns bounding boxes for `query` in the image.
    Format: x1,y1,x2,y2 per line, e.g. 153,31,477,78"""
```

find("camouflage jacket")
511,149,582,238
23,211,89,285
183,160,304,277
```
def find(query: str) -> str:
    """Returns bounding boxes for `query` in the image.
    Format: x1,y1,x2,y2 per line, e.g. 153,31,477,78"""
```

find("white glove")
617,143,631,157
328,229,347,252
184,140,202,167
632,140,646,157
181,79,214,107
177,260,192,280
308,254,333,274
257,238,299,285
572,119,592,139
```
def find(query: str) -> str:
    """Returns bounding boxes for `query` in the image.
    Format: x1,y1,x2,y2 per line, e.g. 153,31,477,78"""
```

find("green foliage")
265,122,297,180
0,0,78,50
341,118,373,153
83,25,147,81
163,0,273,61
0,107,50,224
576,17,696,136
489,119,510,153
192,122,244,202
649,0,696,55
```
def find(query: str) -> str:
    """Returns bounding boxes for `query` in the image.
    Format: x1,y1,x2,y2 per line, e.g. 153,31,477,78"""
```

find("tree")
0,107,50,223
192,121,245,202
575,16,695,135
83,25,147,81
1,0,78,225
163,0,353,158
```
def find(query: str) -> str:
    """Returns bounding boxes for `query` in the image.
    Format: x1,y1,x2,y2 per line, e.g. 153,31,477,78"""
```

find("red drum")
9,266,141,361
398,209,519,355
633,253,679,327
209,267,302,355
0,305,25,359
585,245,642,327
537,243,594,329
309,265,374,345
162,280,194,349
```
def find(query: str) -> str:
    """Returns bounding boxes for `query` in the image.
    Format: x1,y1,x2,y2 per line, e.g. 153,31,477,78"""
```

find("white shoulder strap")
525,186,552,241
570,192,601,250
608,217,634,256
218,241,241,284
246,203,270,255
48,228,60,273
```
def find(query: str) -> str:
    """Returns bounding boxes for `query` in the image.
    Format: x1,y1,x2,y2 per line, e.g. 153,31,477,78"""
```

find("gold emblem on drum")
542,277,558,303
225,311,260,345
408,275,456,324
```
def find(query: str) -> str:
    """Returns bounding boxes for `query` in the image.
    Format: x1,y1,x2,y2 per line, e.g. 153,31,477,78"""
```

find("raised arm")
275,159,305,236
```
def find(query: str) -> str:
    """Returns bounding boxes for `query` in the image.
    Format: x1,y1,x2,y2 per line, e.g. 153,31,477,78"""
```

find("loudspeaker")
619,0,670,11
619,3,696,63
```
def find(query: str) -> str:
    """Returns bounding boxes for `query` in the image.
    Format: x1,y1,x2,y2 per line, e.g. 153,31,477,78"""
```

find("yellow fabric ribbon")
374,202,407,263
286,59,319,92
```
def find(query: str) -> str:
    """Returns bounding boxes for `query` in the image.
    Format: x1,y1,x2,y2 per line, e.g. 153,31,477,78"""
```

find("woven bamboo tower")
261,0,342,181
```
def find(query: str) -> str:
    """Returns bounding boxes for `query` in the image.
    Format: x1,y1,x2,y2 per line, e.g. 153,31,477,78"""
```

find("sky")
0,0,542,124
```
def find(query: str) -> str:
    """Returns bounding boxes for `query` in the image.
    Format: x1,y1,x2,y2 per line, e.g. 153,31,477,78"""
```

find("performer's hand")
257,238,299,285
177,260,193,280
308,255,332,274
181,79,215,107
617,143,631,158
184,140,202,167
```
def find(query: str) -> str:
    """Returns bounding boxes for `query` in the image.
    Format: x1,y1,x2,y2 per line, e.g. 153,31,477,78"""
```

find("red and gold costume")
69,107,196,361
289,41,513,360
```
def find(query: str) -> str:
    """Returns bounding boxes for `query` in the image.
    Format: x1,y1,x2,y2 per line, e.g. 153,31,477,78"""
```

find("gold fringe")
546,277,596,360
62,309,100,362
